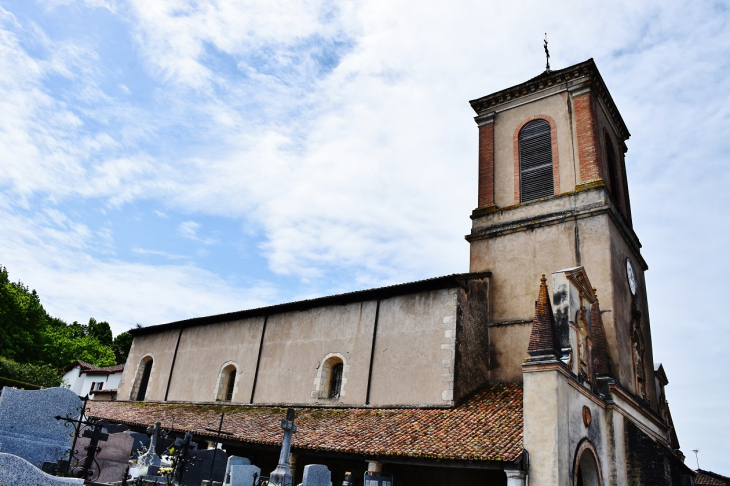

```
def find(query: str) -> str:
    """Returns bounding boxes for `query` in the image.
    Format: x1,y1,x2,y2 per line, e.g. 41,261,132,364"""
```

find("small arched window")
329,363,343,399
519,119,554,202
604,134,620,203
313,354,346,400
131,357,153,401
216,364,237,402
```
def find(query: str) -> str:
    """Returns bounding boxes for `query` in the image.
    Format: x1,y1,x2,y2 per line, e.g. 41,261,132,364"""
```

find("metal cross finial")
544,33,551,72
693,449,700,469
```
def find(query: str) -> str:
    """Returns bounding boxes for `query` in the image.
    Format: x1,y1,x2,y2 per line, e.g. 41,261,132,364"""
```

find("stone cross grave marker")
303,464,332,486
0,387,81,468
137,421,163,475
0,452,84,485
269,408,297,486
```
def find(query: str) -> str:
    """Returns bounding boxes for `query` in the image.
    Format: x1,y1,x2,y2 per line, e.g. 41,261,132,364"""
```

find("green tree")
0,266,47,363
0,356,63,388
87,318,113,347
42,325,116,368
111,331,134,365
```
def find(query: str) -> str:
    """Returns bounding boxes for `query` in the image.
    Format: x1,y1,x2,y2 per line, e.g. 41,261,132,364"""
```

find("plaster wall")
469,188,647,393
607,221,658,408
117,330,179,401
524,367,627,486
106,372,122,390
522,370,564,486
487,323,532,383
368,289,458,406
253,301,376,405
165,317,264,403
63,366,84,395
492,87,576,208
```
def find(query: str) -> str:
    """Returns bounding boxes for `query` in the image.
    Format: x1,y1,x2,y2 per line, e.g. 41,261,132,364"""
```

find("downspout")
249,315,268,404
365,300,381,406
164,328,183,402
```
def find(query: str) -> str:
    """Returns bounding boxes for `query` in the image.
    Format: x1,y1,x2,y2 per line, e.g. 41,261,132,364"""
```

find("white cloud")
1,0,729,471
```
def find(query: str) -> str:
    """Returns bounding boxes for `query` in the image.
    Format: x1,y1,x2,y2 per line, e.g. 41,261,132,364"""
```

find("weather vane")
544,33,551,72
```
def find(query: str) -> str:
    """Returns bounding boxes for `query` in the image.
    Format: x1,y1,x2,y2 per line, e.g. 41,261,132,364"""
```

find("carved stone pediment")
563,266,597,304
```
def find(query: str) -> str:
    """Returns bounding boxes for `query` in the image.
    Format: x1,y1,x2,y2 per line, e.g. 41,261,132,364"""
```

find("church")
91,58,696,486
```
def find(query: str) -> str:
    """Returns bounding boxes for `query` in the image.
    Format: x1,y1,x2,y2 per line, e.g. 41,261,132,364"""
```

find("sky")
0,0,728,473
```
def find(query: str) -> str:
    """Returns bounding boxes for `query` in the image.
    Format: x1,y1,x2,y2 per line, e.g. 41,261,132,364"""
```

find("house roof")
130,272,491,337
88,382,523,463
696,469,730,485
63,360,125,375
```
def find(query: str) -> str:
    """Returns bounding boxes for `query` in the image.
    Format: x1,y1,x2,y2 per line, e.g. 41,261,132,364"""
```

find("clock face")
626,258,637,295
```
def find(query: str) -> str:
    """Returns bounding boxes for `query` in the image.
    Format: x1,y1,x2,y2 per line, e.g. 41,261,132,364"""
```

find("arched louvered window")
604,134,619,203
519,119,554,202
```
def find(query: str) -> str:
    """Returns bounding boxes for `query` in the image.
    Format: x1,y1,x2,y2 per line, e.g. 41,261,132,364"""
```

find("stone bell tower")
466,59,659,410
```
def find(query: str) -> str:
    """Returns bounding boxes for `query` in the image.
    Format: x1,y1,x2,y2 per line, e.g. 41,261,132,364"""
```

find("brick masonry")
478,122,495,207
573,92,605,183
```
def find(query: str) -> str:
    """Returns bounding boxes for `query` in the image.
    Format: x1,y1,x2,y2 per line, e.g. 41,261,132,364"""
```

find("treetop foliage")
0,265,134,385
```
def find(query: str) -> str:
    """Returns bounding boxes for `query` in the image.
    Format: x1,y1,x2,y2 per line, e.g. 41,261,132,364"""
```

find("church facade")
96,59,695,486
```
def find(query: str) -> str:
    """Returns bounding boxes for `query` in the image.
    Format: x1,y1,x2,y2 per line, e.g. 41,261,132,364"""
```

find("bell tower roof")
469,58,630,142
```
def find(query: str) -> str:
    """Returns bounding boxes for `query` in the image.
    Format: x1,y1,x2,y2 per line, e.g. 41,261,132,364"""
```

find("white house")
62,360,124,400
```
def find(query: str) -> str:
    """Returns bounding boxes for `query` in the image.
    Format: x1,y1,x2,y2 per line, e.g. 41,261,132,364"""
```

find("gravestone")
224,455,251,485
302,464,332,486
126,430,150,458
0,387,81,467
269,408,297,486
136,422,162,475
230,464,261,486
0,452,84,485
184,448,228,486
76,429,134,483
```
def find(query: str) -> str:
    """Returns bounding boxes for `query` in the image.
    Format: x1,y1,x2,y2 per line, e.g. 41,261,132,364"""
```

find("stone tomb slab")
0,452,84,485
76,428,134,484
0,387,81,467
303,464,332,486
230,465,261,486
184,448,228,486
224,455,251,484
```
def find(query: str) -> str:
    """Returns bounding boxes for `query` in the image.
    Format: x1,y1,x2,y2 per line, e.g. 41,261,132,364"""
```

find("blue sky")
1,0,729,473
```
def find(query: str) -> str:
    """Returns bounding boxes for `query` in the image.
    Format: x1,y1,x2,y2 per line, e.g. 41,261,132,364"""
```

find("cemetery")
0,385,426,486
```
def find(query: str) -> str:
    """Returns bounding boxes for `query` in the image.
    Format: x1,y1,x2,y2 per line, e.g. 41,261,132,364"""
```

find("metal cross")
80,423,110,479
544,33,551,72
204,412,234,481
55,396,109,479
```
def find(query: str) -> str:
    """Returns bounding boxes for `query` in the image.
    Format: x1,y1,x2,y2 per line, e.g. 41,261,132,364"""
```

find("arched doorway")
574,441,602,486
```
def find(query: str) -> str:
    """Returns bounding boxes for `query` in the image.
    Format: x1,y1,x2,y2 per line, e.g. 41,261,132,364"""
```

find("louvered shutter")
519,120,554,202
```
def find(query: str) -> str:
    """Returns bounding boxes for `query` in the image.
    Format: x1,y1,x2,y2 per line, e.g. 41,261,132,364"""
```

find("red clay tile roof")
64,361,125,374
696,470,730,485
88,382,523,463
527,275,561,358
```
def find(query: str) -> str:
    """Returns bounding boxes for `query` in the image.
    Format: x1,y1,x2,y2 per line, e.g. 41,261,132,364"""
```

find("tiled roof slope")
527,275,561,358
65,360,125,374
89,383,523,462
696,470,730,485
